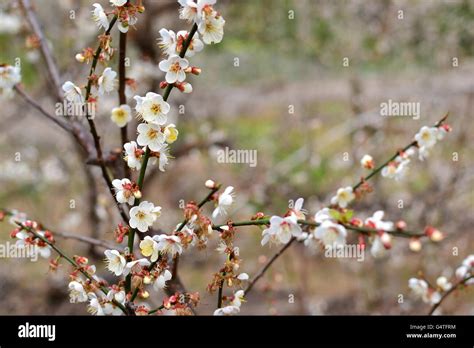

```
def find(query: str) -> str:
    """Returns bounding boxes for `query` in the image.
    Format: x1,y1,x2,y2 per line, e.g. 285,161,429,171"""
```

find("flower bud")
133,190,142,199
360,154,375,170
424,226,444,242
380,232,392,249
205,179,216,189
75,53,85,63
395,220,407,230
143,275,152,285
159,81,168,89
409,238,422,252
140,290,150,299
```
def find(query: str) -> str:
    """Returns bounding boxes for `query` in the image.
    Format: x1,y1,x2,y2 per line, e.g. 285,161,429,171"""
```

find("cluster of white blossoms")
92,0,141,33
414,124,451,161
177,0,225,44
409,255,473,309
213,290,245,315
0,64,21,98
454,254,474,283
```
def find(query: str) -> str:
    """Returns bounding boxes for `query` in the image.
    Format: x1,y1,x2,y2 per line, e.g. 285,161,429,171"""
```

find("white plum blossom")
0,12,21,34
214,305,240,316
134,92,170,125
314,220,347,249
408,278,442,305
231,290,245,307
158,55,189,84
153,269,172,290
123,258,151,276
87,293,105,315
155,234,183,257
136,123,166,152
98,67,117,95
111,104,132,127
414,126,448,161
261,215,302,246
177,30,204,57
156,145,170,172
123,141,143,170
139,236,160,262
91,3,109,30
0,65,21,96
370,234,389,258
68,281,88,303
129,201,161,232
104,249,126,276
365,211,394,231
381,157,410,181
289,198,306,220
178,0,216,24
330,186,355,208
112,178,138,205
455,255,473,281
198,10,225,44
62,81,84,104
117,16,137,34
415,126,438,148
164,124,179,144
212,186,234,218
158,28,177,56
436,276,452,292
237,273,249,281
110,0,127,6
408,278,429,301
314,207,332,223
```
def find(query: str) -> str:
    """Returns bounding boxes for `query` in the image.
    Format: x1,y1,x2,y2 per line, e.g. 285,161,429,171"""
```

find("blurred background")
0,0,473,315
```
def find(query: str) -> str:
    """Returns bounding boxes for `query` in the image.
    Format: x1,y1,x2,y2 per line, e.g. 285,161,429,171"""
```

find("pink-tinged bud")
10,228,20,238
251,212,265,220
205,179,216,189
75,53,85,63
441,124,452,132
409,238,422,252
191,67,201,75
358,235,366,250
379,232,392,249
395,220,407,230
424,226,444,242
159,81,168,89
350,218,363,227
181,82,193,93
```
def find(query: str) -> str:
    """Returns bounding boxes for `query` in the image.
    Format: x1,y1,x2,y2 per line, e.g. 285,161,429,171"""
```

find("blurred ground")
0,0,473,315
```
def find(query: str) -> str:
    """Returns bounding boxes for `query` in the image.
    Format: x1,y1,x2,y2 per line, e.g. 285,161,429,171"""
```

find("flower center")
170,62,181,73
147,128,159,139
150,103,161,114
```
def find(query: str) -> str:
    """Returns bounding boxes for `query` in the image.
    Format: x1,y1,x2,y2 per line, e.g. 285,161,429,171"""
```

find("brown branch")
19,0,62,100
54,231,120,251
118,30,130,178
244,238,296,296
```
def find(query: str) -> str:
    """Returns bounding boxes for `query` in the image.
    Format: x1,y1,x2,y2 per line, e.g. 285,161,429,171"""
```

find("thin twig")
428,275,473,315
244,238,296,296
17,222,128,315
54,231,120,250
19,0,62,100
